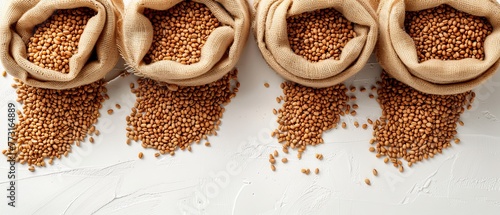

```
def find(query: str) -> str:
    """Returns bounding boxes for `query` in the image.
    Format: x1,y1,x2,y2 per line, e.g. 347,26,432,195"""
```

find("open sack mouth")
119,0,250,86
0,0,120,90
142,1,223,66
286,8,358,63
404,4,493,63
254,0,378,88
27,7,98,74
377,0,500,95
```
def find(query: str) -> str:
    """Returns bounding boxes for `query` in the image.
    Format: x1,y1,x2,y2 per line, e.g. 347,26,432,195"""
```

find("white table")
1,0,499,214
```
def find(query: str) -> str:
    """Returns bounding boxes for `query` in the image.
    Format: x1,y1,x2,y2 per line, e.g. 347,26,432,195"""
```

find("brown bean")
143,2,221,65
27,8,96,73
365,178,371,185
126,70,238,155
405,5,492,62
10,80,106,170
372,72,472,171
287,8,356,62
273,82,348,151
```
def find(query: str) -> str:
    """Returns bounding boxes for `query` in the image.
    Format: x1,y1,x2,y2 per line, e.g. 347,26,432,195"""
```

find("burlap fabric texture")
118,0,250,86
0,0,122,89
377,0,500,95
253,0,379,88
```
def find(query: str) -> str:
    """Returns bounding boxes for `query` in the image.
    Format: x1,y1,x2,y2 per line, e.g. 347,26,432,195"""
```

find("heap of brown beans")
372,73,473,170
5,80,106,171
126,70,238,155
27,8,96,73
287,8,357,62
405,4,493,62
369,5,488,171
272,82,349,156
143,1,221,65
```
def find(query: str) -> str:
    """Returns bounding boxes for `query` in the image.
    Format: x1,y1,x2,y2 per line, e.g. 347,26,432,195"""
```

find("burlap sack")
0,0,122,90
377,0,500,95
253,0,378,88
118,0,250,86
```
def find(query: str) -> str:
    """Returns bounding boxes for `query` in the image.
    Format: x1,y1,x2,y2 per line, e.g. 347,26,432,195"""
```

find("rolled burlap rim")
118,0,250,86
0,0,122,89
376,0,500,95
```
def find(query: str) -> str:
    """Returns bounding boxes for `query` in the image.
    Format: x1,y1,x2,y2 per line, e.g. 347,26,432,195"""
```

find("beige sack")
377,0,500,95
118,0,250,86
253,0,378,88
0,0,122,90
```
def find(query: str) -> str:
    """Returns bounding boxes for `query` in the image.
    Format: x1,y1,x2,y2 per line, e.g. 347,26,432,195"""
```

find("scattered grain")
372,72,472,170
283,147,289,154
273,82,348,151
7,80,105,169
269,158,276,164
126,70,238,154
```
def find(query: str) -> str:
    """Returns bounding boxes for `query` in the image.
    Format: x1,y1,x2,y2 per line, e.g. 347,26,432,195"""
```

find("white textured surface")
1,0,500,214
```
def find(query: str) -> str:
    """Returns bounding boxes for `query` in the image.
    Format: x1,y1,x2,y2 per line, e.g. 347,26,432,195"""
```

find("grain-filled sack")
253,0,378,88
118,0,250,86
0,0,122,89
377,0,500,95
